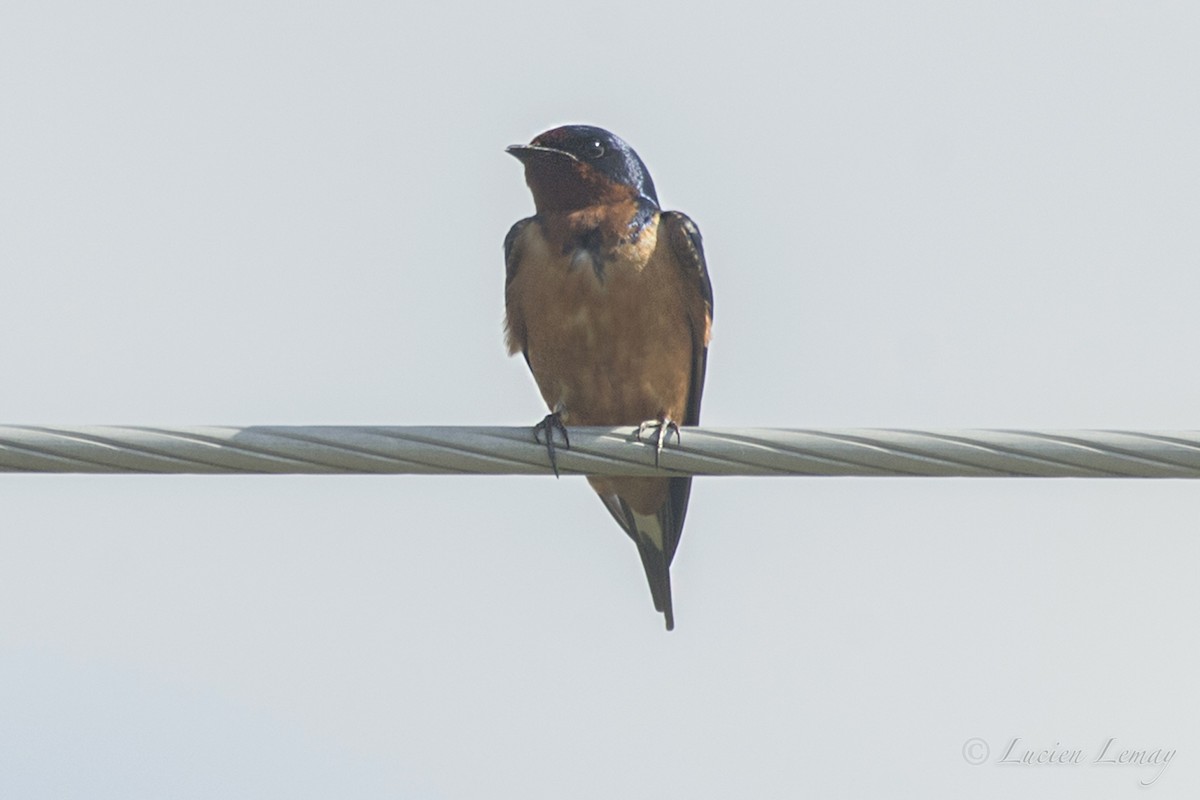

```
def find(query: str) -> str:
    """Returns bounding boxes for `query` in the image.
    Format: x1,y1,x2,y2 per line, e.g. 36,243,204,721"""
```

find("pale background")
2,2,1199,797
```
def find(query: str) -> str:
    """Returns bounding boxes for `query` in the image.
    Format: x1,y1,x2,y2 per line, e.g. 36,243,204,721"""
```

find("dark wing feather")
659,211,714,567
504,217,533,287
660,211,713,428
503,217,534,367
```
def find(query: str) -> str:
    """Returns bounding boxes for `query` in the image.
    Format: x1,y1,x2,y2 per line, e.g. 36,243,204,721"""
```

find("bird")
503,124,713,630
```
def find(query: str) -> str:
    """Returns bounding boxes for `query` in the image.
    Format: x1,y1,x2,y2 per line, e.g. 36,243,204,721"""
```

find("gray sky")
2,2,1199,797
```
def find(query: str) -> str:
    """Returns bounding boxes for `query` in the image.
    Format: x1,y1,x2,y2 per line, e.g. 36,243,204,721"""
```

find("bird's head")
507,125,659,214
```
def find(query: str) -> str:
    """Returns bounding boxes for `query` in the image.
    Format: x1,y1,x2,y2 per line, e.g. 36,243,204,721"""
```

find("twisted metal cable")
2,425,1200,477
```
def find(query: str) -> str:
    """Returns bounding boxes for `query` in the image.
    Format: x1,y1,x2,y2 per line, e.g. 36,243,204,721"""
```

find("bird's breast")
509,211,694,426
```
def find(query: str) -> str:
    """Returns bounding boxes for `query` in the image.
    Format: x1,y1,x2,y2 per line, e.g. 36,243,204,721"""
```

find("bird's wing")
658,211,714,564
503,217,535,364
660,210,713,427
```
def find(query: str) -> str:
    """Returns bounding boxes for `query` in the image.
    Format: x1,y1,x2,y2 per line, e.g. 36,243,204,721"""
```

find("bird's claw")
533,412,570,478
636,418,680,468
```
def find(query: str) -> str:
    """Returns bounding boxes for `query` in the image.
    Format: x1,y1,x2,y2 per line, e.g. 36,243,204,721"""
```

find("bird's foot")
636,417,680,468
533,412,570,478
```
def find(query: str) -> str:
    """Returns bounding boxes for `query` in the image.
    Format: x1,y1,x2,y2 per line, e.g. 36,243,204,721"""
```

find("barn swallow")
503,124,713,630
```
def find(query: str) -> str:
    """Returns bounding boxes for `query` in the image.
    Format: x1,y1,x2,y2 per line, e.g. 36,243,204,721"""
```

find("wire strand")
3,425,1200,477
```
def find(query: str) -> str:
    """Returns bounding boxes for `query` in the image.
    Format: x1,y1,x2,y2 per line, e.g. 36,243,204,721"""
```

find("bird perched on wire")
503,124,713,630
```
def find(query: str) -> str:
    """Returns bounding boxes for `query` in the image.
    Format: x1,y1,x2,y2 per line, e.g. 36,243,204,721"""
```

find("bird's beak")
506,144,578,164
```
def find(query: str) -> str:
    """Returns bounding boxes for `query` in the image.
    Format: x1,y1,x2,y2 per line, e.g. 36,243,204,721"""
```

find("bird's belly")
521,249,692,426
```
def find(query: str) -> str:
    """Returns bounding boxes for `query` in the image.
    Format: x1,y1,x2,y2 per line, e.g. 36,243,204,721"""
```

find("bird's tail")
630,510,675,630
596,478,690,631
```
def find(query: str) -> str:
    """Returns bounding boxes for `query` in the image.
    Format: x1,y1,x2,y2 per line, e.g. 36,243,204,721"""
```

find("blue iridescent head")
507,125,659,213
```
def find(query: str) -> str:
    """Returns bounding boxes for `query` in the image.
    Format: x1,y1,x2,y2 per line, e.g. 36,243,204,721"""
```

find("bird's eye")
584,140,606,159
